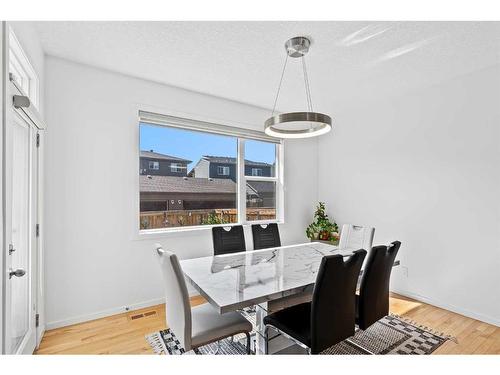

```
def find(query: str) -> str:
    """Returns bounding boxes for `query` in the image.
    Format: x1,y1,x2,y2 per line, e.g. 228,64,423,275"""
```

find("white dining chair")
338,224,375,251
155,244,252,353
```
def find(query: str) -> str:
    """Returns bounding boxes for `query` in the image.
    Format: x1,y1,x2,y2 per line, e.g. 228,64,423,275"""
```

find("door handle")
9,268,26,279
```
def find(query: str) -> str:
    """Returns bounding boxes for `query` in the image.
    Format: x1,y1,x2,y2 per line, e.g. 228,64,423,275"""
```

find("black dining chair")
252,223,281,250
212,225,246,256
356,241,401,330
263,250,367,354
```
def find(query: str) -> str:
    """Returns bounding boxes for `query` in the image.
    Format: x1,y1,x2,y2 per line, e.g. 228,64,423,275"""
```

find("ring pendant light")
264,36,332,139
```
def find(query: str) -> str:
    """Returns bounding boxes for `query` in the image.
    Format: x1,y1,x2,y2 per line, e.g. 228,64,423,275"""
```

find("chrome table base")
254,291,313,355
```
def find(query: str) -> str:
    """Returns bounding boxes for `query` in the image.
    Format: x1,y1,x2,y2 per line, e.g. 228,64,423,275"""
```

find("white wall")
318,64,500,326
44,57,318,328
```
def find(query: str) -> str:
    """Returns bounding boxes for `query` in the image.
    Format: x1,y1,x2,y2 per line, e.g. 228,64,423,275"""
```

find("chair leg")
245,332,251,354
264,325,270,355
264,325,311,355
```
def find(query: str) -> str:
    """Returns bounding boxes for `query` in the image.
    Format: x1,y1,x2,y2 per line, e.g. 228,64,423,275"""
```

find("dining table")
180,241,399,354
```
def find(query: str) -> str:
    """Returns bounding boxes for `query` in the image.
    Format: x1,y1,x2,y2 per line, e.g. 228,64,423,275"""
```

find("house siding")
199,162,272,182
192,158,210,178
140,157,189,177
210,162,237,181
244,164,272,178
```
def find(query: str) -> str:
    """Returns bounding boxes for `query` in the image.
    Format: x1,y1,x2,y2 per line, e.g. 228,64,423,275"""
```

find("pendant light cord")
302,56,313,112
271,54,289,116
271,52,314,116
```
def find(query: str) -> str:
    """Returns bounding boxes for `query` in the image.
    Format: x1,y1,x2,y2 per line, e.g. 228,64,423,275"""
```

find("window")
244,140,279,221
148,161,159,170
138,112,283,231
9,28,39,109
217,166,230,176
251,168,263,176
171,163,186,173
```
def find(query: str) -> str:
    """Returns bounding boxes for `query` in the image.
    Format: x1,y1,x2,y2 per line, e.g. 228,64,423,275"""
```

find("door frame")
1,21,46,354
1,20,6,356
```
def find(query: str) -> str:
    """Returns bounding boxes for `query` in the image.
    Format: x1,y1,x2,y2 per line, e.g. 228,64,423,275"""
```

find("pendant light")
265,36,332,139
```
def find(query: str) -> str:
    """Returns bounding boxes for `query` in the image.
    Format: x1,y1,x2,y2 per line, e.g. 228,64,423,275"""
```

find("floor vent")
129,310,157,320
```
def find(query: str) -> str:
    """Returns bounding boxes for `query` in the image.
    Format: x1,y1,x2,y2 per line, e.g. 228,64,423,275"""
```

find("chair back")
357,241,401,330
155,244,193,351
212,225,246,255
310,249,366,354
252,223,281,250
339,224,375,251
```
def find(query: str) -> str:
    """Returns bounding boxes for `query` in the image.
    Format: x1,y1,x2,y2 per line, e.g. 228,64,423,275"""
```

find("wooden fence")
140,208,276,229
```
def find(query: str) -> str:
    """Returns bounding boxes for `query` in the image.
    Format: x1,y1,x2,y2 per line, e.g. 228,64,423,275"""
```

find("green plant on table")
306,202,339,243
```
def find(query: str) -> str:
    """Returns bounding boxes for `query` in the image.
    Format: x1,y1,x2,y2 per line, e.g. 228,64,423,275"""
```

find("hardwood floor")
35,296,205,355
35,294,500,354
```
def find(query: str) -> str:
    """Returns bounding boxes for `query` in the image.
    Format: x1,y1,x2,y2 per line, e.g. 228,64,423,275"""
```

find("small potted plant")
306,202,339,245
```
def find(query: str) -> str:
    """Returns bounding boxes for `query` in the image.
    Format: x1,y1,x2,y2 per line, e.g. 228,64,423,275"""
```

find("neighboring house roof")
140,175,259,196
140,175,234,193
140,150,192,164
202,155,272,167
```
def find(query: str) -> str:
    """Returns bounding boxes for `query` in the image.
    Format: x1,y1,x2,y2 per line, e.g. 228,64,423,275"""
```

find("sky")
140,123,276,169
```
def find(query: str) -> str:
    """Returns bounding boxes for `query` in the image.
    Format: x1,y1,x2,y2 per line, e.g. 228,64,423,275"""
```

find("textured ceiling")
33,21,500,113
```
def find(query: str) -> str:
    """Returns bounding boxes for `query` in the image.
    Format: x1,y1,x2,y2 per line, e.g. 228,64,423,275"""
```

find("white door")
3,95,39,354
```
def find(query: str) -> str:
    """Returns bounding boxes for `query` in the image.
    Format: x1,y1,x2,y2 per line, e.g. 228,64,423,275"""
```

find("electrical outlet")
401,266,408,277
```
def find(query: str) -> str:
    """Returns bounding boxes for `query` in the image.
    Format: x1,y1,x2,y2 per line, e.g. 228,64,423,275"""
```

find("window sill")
133,220,284,241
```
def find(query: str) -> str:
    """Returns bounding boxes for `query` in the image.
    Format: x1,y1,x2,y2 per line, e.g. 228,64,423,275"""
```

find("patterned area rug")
321,315,451,354
146,311,452,355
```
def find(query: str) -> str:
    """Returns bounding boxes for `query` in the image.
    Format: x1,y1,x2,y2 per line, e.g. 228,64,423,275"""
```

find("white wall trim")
46,298,164,330
45,290,201,330
36,325,45,348
391,288,500,328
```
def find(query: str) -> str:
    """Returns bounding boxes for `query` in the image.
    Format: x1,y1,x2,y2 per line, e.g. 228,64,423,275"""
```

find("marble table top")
180,242,357,313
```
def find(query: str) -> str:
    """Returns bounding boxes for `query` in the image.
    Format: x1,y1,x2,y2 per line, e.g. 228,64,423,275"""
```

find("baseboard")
391,288,500,327
46,290,201,330
36,325,45,349
45,297,165,330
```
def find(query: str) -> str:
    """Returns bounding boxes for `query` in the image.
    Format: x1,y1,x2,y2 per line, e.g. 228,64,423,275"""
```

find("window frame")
217,165,230,176
170,162,185,173
241,140,282,225
148,161,160,170
251,168,263,177
137,110,284,235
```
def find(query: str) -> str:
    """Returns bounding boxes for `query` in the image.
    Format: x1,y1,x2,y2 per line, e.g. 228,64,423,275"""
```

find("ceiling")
33,21,500,113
